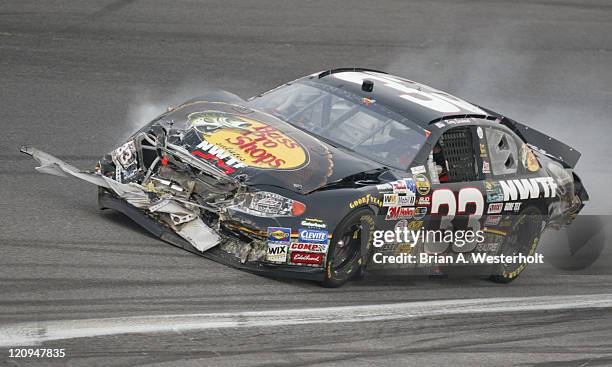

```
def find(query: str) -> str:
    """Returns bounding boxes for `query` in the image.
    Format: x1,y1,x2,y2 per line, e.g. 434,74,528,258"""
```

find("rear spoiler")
479,107,581,168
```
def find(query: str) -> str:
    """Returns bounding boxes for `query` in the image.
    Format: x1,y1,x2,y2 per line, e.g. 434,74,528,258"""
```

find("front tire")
322,208,375,288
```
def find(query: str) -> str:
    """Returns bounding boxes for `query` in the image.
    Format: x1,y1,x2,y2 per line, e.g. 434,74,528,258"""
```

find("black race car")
21,68,588,287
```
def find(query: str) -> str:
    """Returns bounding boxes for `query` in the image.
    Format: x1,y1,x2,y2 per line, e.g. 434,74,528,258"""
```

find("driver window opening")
431,127,478,183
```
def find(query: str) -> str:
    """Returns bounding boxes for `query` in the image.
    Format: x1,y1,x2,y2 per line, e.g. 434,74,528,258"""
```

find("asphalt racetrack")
2,1,612,366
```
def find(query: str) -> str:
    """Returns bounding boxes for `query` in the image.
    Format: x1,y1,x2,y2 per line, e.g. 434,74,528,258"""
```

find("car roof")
307,68,493,127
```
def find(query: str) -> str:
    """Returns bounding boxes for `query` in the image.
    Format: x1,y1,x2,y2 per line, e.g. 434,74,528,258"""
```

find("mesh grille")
441,127,477,182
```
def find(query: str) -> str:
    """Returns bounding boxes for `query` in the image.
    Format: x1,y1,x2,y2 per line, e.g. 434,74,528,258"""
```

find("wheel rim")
331,222,361,272
502,212,541,271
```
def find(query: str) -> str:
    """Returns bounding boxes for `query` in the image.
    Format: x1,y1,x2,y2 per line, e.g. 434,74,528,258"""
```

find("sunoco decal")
267,227,291,242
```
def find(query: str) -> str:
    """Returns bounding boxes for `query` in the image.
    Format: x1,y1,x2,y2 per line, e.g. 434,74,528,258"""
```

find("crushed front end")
21,104,332,281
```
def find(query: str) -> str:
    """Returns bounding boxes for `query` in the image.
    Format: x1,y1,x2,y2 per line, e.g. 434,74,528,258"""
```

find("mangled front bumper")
20,145,325,281
97,189,324,281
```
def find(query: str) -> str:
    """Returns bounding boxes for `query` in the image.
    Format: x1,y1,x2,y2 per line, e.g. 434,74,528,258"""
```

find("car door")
419,124,486,254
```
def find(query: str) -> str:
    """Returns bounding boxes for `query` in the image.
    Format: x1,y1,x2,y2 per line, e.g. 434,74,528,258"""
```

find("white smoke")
384,19,611,215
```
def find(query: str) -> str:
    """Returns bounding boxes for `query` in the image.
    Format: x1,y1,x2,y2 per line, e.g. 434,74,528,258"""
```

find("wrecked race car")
21,68,588,287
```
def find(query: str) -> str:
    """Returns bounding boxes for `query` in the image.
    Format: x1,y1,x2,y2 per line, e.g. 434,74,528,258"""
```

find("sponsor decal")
383,194,399,207
266,242,288,263
498,177,557,201
413,207,428,219
482,160,491,174
484,214,502,226
398,194,415,206
267,227,291,242
386,206,415,220
188,111,308,170
392,180,407,194
192,140,248,174
485,181,504,203
520,144,540,172
291,251,323,265
300,218,327,229
376,183,393,192
407,220,424,230
298,228,328,244
411,165,426,175
504,202,521,212
427,153,440,185
413,174,430,195
417,195,431,206
477,126,484,139
405,179,417,194
479,143,487,157
476,242,499,252
361,97,376,105
349,193,382,209
290,242,327,253
445,118,472,125
487,203,503,214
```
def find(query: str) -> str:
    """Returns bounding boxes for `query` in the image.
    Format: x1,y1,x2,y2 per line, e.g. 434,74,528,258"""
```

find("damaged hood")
161,101,384,194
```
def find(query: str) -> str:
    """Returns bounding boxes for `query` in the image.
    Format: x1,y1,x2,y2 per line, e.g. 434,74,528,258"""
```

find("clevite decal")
298,228,329,244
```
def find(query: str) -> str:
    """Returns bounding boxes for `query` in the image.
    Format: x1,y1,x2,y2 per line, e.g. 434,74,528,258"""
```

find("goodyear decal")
349,193,382,209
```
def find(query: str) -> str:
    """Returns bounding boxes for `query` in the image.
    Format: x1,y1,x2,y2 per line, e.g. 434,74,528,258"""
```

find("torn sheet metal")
175,218,220,252
21,146,111,188
19,145,220,252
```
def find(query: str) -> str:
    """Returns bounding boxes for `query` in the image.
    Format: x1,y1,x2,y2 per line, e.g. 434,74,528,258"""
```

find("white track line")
2,293,611,347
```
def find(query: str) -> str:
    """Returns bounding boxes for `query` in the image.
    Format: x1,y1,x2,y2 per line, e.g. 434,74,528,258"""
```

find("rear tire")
322,208,375,288
489,206,544,283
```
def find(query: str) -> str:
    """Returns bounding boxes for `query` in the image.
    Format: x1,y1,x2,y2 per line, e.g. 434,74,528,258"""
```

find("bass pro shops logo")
189,111,308,171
